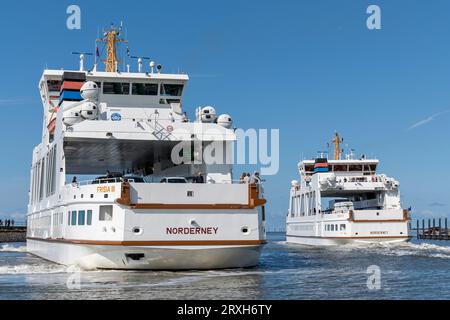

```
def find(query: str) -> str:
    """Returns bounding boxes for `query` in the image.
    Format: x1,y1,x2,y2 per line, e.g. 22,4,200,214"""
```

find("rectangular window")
99,205,113,221
87,210,93,226
103,82,130,95
160,84,183,96
132,83,158,95
68,211,70,225
39,160,45,201
78,210,85,226
47,80,62,92
340,224,346,231
349,165,363,172
71,211,77,226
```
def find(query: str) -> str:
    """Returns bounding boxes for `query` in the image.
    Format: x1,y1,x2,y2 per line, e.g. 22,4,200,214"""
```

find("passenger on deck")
195,172,204,184
11,220,14,227
239,173,246,183
0,220,3,227
251,171,261,184
72,176,78,187
251,171,265,193
243,173,250,184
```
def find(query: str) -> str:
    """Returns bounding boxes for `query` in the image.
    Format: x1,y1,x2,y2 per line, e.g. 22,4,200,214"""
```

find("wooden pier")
413,218,450,241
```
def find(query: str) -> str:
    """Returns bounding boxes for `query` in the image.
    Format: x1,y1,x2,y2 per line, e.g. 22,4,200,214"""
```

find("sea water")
1,233,450,300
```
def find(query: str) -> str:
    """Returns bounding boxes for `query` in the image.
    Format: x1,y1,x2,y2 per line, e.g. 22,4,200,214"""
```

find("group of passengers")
0,219,14,228
240,171,263,185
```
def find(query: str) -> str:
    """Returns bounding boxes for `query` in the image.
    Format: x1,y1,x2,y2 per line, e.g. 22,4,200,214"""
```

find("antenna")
332,132,342,160
72,52,93,71
96,23,128,72
130,56,152,73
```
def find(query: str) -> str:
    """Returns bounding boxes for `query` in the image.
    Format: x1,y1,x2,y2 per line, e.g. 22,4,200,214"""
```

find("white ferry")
26,26,267,270
286,133,411,246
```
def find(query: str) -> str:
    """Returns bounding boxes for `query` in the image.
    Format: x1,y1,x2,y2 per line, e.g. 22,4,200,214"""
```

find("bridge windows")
160,84,183,96
103,82,130,95
132,83,158,95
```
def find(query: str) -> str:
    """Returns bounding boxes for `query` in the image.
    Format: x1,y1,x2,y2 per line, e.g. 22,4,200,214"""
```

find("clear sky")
0,0,449,227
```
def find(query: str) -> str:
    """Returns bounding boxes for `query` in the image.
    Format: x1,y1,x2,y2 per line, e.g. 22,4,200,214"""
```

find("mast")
332,132,342,160
96,24,127,72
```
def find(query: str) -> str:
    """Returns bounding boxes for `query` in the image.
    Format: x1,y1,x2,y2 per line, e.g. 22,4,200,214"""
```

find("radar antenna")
332,132,343,160
96,23,128,72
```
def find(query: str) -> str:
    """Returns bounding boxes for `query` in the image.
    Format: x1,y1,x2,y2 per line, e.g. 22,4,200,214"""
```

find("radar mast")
96,23,128,72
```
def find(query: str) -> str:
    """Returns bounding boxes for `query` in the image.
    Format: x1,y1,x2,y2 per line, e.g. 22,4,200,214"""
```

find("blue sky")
0,0,449,227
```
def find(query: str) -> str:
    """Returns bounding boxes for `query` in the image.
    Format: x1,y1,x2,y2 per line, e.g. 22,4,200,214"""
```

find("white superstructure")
286,134,411,246
26,27,266,269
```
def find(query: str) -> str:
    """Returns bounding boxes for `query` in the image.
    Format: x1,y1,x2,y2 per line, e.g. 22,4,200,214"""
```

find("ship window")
87,210,93,225
340,224,346,231
67,212,70,225
47,80,62,92
349,165,363,171
159,98,181,105
132,83,158,95
99,205,113,221
300,195,305,216
160,84,183,96
78,210,85,226
333,165,347,172
71,211,77,225
369,164,377,171
103,82,130,95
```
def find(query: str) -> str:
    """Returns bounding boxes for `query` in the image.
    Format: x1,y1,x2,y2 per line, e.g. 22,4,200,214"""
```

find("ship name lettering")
166,227,219,235
97,186,115,193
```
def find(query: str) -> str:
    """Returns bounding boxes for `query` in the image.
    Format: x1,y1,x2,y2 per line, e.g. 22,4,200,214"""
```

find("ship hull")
286,235,411,246
27,239,263,270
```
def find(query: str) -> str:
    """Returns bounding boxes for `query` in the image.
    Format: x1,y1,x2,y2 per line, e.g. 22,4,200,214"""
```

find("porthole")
132,227,143,235
241,226,250,235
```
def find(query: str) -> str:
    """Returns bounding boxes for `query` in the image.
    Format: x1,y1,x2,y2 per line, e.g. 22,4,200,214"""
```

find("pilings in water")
415,218,450,241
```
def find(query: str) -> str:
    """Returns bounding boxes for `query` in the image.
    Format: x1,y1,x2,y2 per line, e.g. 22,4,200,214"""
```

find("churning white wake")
0,244,27,253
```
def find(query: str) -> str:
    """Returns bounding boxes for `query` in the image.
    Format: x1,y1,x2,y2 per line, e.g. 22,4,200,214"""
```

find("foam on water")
0,264,69,275
332,241,450,259
0,244,27,253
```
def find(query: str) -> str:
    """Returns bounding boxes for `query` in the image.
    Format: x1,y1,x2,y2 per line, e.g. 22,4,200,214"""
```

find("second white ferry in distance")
286,133,411,246
26,25,267,270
